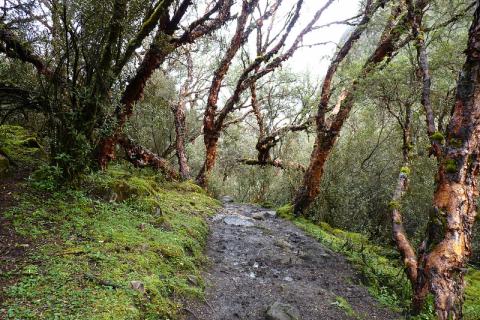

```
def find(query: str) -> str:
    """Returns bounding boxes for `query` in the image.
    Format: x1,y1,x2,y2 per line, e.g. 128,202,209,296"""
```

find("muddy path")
184,200,400,320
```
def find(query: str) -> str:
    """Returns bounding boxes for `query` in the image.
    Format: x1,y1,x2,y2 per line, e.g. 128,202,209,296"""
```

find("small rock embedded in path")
266,301,301,320
130,281,145,293
223,215,254,227
221,195,234,203
264,210,277,218
252,212,265,220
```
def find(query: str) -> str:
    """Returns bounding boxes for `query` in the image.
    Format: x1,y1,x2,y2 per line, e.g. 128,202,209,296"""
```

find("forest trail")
184,199,400,320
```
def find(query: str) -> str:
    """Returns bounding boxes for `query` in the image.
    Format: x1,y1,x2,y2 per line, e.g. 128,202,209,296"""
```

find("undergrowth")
277,204,480,320
1,164,220,319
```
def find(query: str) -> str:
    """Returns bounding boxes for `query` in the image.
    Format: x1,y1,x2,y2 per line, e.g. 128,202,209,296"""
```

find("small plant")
332,296,359,318
30,165,64,191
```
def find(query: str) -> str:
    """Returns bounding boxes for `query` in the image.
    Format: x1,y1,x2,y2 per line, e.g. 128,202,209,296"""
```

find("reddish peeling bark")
385,1,480,317
293,0,405,216
118,135,179,180
172,51,193,180
422,6,480,316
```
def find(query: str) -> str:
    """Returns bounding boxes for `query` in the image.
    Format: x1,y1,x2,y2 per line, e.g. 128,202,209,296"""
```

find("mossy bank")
276,204,480,320
0,164,220,319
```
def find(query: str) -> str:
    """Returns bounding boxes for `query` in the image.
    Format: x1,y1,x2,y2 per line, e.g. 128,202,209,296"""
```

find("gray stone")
266,302,301,320
221,195,234,203
130,280,145,293
274,239,292,249
264,210,277,218
252,212,265,220
223,215,254,227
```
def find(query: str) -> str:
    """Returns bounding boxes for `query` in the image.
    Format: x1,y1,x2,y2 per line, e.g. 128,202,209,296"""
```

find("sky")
288,0,362,76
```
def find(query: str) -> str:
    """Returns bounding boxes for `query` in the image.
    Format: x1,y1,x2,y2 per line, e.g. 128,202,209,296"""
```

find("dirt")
184,201,400,320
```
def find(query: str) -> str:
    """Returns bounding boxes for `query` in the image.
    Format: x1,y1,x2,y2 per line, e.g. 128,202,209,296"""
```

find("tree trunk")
423,11,480,313
293,132,336,215
118,135,179,180
293,1,408,216
174,100,190,180
196,132,219,188
96,44,172,169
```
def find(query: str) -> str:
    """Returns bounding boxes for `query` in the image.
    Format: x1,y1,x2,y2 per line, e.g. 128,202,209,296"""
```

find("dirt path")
185,200,400,320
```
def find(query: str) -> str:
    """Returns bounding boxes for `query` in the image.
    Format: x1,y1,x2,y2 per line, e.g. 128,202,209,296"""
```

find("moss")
276,203,294,220
445,159,457,173
0,125,45,166
449,138,463,148
388,200,401,210
465,269,480,319
400,166,411,176
430,131,445,143
3,163,220,319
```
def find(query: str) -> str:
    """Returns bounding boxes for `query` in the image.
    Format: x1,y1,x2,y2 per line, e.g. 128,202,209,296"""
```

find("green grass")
1,164,220,319
277,204,480,320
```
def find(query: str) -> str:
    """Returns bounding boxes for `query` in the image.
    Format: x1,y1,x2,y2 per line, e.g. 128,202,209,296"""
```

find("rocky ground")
184,198,400,320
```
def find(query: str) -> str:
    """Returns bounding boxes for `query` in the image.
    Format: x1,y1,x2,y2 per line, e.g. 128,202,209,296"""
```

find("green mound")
2,164,220,319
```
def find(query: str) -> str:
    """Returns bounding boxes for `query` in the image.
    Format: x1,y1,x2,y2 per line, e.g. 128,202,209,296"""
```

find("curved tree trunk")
293,0,407,216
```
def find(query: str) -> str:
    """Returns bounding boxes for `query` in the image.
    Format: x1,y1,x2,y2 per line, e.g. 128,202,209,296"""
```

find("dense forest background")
1,0,476,261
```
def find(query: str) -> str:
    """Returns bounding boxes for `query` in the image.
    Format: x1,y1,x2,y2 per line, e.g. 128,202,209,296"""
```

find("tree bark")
422,6,480,316
195,0,260,187
173,51,193,180
118,135,179,180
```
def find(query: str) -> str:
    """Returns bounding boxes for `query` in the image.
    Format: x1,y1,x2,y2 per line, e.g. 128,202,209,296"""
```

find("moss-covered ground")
1,164,220,319
276,204,480,320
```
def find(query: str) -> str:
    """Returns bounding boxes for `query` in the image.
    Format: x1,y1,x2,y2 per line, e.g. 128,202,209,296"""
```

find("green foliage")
29,165,64,191
3,164,220,319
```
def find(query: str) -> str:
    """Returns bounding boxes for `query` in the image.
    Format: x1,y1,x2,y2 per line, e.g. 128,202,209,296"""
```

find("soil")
184,201,400,320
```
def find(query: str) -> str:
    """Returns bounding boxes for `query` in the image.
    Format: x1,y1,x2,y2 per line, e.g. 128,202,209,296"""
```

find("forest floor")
184,199,400,320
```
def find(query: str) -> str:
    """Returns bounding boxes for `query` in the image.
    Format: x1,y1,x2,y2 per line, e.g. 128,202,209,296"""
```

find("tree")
293,0,411,216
